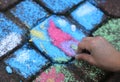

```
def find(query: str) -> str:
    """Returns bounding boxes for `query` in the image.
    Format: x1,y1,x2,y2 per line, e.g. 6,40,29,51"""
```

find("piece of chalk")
71,44,78,50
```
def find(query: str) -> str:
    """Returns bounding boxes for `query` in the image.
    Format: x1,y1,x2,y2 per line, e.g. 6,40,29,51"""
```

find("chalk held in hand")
71,44,78,51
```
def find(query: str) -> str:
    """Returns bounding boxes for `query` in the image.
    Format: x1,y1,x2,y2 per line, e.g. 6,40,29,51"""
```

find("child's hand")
75,37,120,72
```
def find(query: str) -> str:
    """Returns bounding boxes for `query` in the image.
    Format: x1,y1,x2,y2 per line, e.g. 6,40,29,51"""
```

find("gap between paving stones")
34,0,85,15
0,0,22,12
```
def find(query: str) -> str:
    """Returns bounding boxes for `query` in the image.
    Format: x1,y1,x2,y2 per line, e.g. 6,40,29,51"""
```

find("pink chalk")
36,67,65,82
48,20,78,56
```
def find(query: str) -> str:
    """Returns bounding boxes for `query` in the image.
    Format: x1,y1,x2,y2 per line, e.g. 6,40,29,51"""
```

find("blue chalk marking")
11,0,48,29
71,1,104,31
30,15,86,62
0,13,24,40
41,0,83,13
6,66,12,74
5,44,48,78
0,13,25,57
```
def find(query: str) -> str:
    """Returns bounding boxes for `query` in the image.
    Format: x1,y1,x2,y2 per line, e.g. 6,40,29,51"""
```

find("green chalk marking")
93,18,120,51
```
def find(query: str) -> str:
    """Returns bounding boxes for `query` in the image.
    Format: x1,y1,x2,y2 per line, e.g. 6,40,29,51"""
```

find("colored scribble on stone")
71,1,104,31
0,13,24,58
37,0,83,13
48,20,79,56
33,60,105,82
34,67,65,82
93,19,120,51
33,65,78,82
73,60,106,82
5,43,49,78
30,15,86,62
10,0,48,29
34,63,105,82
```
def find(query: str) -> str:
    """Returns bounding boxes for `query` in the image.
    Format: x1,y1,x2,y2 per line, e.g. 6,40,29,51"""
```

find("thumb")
75,54,97,66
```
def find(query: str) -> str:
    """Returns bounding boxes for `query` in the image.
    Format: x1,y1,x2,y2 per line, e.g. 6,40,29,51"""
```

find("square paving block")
0,13,25,58
0,0,18,11
33,61,105,82
37,0,83,14
30,15,86,63
5,43,50,78
10,0,48,29
71,1,105,31
34,64,85,82
93,18,120,51
71,60,106,82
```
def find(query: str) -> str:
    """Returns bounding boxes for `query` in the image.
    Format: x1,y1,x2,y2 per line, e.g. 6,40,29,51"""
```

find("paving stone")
0,62,23,82
0,13,25,58
71,60,106,82
10,0,48,29
33,61,105,82
0,0,18,11
30,15,86,63
88,0,120,17
5,43,50,78
37,0,83,14
93,18,120,51
71,1,105,31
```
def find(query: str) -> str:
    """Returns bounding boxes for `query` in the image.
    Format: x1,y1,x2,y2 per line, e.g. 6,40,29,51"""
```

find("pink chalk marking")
36,67,65,82
48,20,78,56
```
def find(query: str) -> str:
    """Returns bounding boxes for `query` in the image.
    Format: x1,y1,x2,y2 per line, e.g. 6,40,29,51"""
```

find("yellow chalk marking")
30,30,45,40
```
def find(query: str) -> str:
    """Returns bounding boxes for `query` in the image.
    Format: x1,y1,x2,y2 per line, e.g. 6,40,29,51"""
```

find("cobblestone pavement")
0,0,120,82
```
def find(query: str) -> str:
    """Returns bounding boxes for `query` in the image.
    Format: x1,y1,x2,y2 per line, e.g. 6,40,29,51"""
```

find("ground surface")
0,0,120,82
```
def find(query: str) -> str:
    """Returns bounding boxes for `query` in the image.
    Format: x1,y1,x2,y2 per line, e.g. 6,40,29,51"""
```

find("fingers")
82,37,93,42
77,37,93,53
75,54,97,66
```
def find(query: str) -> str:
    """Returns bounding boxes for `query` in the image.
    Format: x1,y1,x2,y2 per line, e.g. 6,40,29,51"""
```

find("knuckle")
96,36,104,40
90,40,96,48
